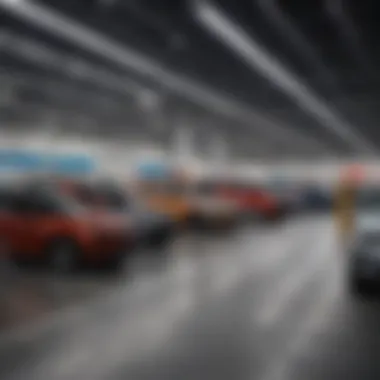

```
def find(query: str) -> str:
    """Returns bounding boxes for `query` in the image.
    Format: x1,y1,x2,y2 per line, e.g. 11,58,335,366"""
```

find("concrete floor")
0,215,379,380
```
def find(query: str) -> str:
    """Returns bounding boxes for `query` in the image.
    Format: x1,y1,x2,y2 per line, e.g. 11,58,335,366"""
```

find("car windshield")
62,181,128,210
24,184,86,214
58,182,99,208
49,191,86,214
94,184,129,209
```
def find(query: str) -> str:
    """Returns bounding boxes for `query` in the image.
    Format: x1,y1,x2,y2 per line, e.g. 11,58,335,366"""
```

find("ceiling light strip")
0,0,330,154
193,0,376,155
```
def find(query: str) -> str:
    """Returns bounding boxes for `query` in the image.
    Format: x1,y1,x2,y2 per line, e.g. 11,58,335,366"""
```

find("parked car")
0,183,132,271
60,179,175,249
189,196,241,229
189,183,242,229
89,180,175,248
263,182,304,214
138,179,240,230
199,180,287,221
136,180,194,226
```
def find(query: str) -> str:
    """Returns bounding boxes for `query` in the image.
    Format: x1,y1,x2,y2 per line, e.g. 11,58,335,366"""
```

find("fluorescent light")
0,31,145,98
193,0,376,155
0,0,330,154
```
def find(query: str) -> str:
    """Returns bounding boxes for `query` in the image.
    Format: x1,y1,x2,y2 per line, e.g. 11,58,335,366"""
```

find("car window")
70,184,98,207
96,185,129,209
9,191,58,214
8,186,81,215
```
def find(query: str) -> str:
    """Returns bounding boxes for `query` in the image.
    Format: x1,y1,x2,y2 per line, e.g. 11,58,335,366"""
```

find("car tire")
46,238,81,273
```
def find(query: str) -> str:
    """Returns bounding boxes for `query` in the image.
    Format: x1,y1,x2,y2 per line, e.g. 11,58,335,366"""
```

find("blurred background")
0,1,379,379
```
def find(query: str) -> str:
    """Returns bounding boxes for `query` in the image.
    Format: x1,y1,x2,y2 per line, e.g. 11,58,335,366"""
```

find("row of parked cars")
0,174,332,273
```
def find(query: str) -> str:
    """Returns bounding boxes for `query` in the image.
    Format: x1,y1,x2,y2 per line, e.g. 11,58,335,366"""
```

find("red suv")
0,183,133,271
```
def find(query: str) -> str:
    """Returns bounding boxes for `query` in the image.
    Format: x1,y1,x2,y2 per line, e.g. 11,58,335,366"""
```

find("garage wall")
1,132,373,182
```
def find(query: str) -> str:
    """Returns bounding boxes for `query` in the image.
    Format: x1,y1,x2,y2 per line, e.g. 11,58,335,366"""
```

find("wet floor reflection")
2,216,378,380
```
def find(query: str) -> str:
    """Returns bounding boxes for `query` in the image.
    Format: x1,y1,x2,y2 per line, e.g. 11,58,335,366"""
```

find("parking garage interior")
0,1,380,380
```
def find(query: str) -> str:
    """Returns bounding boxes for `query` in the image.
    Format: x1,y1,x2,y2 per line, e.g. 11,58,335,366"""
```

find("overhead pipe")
0,31,327,157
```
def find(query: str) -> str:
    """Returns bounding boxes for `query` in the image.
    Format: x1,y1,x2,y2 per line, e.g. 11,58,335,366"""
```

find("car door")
0,191,35,255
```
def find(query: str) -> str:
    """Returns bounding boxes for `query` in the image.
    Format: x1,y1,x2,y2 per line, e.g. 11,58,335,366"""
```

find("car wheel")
47,238,80,273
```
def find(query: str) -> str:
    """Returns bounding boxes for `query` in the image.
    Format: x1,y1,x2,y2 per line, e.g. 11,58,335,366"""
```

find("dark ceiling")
0,0,379,160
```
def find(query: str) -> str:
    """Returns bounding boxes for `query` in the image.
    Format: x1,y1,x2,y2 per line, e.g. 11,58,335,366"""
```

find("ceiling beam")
192,0,377,156
0,0,332,155
256,0,339,91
